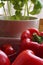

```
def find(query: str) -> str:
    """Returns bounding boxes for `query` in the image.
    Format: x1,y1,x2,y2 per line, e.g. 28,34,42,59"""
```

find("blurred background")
0,0,43,32
0,0,43,19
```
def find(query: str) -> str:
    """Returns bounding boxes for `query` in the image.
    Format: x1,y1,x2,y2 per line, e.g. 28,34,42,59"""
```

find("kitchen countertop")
39,19,43,31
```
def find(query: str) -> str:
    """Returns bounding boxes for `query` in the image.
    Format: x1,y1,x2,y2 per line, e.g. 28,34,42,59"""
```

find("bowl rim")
0,16,39,22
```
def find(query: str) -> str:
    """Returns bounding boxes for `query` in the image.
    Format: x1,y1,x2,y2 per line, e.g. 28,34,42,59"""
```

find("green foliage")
31,0,37,4
0,2,4,8
0,0,42,20
30,0,42,15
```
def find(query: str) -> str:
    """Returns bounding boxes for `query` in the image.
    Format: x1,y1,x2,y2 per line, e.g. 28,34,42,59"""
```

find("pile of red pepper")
12,28,43,65
0,28,43,65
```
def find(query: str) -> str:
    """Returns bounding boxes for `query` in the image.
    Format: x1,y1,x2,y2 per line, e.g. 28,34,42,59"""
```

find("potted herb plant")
0,0,42,38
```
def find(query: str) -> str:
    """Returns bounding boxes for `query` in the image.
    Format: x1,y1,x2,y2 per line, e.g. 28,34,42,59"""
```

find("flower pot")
0,16,40,38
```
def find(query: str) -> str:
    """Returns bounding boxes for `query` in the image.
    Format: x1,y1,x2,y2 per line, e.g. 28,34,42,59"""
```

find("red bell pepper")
2,44,15,55
1,43,16,62
12,50,43,65
21,28,40,40
40,32,43,36
20,38,39,56
0,50,11,65
20,28,43,58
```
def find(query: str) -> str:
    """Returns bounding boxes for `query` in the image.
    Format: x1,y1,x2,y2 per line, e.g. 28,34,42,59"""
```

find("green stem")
7,1,11,16
2,2,6,16
27,2,29,16
24,4,26,16
32,33,42,43
27,1,32,16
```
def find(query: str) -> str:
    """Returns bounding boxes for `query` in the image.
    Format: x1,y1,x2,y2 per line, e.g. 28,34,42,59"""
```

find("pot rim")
0,16,39,22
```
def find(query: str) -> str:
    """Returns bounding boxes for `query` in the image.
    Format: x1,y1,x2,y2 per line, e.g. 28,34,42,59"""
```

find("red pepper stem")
32,33,42,43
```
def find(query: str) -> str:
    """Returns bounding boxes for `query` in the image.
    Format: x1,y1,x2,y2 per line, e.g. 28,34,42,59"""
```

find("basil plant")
0,0,42,20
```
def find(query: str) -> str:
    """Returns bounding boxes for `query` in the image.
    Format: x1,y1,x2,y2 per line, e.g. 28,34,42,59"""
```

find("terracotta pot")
0,16,40,38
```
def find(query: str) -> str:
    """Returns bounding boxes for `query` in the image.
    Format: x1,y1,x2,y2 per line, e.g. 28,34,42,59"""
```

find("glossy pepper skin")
1,43,16,62
20,38,39,56
20,28,43,58
21,28,40,40
2,44,15,55
0,50,11,65
12,50,43,65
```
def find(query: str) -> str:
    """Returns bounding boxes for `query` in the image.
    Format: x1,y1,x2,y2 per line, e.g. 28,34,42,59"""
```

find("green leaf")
1,0,7,1
30,9,41,15
30,0,42,15
0,2,4,8
31,0,38,4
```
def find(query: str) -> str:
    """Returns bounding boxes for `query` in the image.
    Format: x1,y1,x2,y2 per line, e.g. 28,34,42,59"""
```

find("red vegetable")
20,28,43,58
0,50,10,65
2,44,15,55
40,32,43,36
21,29,31,40
12,50,43,65
21,28,40,40
38,43,43,58
28,28,40,36
2,44,16,62
20,38,39,55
